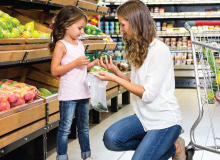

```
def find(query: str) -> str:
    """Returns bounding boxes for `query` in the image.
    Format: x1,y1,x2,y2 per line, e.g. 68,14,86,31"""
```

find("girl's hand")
98,55,119,74
93,71,116,82
76,56,90,66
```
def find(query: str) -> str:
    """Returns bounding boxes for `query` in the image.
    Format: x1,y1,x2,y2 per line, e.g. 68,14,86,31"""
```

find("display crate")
0,7,51,44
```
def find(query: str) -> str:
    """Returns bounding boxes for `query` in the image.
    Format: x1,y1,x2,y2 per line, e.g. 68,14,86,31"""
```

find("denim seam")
123,130,145,143
78,101,86,152
148,129,168,159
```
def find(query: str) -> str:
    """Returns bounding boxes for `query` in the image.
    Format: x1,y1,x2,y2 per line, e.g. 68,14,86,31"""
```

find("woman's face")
118,16,134,40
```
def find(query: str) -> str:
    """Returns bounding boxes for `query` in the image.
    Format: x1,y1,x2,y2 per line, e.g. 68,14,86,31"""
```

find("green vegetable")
207,90,214,103
93,102,108,112
203,47,220,75
212,80,219,93
51,89,58,94
97,53,110,61
38,88,52,97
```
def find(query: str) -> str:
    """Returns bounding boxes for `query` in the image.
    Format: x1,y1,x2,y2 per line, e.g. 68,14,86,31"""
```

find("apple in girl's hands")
76,56,90,66
98,55,118,74
94,71,116,82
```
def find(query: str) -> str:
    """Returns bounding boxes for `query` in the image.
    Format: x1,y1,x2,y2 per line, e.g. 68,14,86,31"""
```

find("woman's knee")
103,128,122,151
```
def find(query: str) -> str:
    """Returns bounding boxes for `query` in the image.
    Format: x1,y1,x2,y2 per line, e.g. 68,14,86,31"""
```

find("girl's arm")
94,71,144,98
51,42,90,77
87,58,99,70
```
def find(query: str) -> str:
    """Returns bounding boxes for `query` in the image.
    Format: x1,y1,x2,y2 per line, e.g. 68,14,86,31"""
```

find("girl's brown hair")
117,0,156,68
49,6,87,53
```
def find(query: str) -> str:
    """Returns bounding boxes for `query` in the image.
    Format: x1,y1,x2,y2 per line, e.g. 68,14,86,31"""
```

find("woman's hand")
98,55,119,74
93,71,116,82
76,56,90,66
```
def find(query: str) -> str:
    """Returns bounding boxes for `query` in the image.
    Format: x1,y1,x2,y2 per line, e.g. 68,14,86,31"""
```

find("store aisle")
47,89,220,160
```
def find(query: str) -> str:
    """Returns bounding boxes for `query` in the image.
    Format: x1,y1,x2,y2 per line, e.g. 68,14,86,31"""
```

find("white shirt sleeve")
141,46,171,103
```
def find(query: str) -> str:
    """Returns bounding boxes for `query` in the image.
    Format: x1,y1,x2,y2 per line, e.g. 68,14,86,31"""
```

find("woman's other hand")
98,55,119,74
93,71,116,82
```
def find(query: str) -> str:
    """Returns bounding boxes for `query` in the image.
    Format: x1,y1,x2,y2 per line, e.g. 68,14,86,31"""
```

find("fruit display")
87,15,99,26
84,23,102,35
0,79,39,111
0,10,50,38
38,88,58,97
113,61,128,72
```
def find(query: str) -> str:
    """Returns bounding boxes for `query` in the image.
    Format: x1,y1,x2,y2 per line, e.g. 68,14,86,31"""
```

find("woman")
95,0,185,159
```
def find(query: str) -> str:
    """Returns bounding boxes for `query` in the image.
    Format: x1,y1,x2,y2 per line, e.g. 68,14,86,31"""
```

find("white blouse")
130,38,182,131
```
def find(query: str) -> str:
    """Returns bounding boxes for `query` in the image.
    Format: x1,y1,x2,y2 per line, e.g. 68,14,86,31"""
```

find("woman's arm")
94,71,145,98
51,42,90,77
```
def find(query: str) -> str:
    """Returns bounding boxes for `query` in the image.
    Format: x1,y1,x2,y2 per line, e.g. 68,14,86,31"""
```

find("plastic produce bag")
88,73,108,112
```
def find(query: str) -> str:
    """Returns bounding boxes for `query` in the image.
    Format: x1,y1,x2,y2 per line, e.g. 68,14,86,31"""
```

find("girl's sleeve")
141,46,171,103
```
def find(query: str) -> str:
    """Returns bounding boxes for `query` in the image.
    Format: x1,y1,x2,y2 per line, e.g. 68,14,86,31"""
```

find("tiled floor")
47,89,220,160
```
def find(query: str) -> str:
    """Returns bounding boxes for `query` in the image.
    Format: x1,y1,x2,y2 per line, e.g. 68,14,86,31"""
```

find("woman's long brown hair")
49,5,87,53
117,0,156,68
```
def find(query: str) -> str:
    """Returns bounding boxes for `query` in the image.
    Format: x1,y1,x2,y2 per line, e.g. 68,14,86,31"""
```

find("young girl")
95,0,185,160
49,5,97,160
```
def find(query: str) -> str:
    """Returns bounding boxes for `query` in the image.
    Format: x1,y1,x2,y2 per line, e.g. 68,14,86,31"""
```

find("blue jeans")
103,115,181,160
56,99,91,160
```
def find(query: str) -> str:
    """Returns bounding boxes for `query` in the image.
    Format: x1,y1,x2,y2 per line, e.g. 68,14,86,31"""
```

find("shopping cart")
184,21,220,160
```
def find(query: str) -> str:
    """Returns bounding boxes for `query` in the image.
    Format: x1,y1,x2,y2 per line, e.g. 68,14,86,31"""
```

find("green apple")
17,24,24,34
2,13,11,22
32,30,40,38
3,29,10,38
24,21,34,32
23,31,32,38
11,18,20,27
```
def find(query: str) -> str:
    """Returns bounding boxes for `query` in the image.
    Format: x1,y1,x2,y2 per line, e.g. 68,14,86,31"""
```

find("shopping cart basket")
184,21,220,160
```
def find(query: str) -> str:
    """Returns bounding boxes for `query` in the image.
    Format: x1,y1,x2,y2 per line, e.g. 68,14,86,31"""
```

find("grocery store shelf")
0,0,109,15
84,43,118,52
170,49,192,52
105,1,220,5
80,35,109,40
146,1,220,5
110,34,123,38
105,13,220,20
158,33,190,37
174,65,194,70
158,32,220,37
0,42,118,66
152,13,220,19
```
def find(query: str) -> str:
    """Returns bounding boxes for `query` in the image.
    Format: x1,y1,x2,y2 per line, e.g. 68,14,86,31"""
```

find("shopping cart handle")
185,21,220,29
184,21,196,29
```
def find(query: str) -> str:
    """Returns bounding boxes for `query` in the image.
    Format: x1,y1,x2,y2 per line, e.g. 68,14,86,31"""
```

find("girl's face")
118,16,134,40
66,18,87,40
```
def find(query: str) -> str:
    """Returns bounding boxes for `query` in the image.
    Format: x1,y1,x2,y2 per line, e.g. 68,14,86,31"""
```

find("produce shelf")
0,45,24,51
0,98,44,119
0,38,26,44
0,0,109,15
84,43,117,52
0,48,51,66
80,35,109,40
